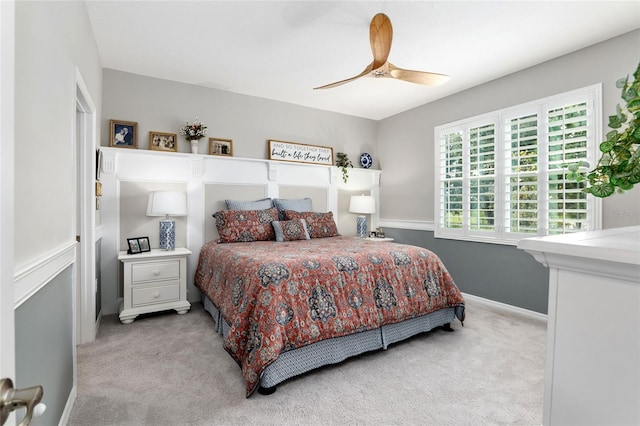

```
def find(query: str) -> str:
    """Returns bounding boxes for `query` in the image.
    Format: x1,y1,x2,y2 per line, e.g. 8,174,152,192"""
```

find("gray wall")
376,30,640,313
385,229,549,314
15,267,74,426
100,30,640,318
101,69,378,167
378,29,640,228
15,0,103,267
13,2,103,424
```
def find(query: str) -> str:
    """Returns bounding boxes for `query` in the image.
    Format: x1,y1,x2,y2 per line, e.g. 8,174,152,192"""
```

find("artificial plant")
567,61,640,197
335,152,353,183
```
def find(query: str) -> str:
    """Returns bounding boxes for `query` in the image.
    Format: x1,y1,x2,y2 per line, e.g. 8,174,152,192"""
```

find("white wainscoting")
98,148,381,314
14,242,76,308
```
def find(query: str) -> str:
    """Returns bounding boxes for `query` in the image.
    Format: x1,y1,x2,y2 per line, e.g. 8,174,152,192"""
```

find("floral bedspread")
194,236,465,396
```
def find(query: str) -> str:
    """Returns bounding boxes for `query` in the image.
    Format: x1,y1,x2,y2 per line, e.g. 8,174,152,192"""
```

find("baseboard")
58,384,76,426
462,292,547,322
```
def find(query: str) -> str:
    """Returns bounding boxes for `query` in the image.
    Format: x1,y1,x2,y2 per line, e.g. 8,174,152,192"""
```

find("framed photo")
149,131,177,152
268,139,333,166
137,237,151,252
127,238,141,254
127,236,151,254
209,138,233,156
110,119,138,148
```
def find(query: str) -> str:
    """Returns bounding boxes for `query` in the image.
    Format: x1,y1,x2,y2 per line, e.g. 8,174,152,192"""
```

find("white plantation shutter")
504,113,539,235
546,101,590,234
469,124,496,232
435,85,601,244
439,129,464,230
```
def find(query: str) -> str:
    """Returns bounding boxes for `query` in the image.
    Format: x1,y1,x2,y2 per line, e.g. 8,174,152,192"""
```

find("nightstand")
118,247,192,324
366,237,394,242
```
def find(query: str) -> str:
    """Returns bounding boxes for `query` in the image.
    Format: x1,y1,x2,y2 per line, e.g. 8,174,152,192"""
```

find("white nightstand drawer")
131,261,180,283
132,282,180,307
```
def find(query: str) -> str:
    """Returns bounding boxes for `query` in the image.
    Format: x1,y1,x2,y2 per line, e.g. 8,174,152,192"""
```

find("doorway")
74,69,98,345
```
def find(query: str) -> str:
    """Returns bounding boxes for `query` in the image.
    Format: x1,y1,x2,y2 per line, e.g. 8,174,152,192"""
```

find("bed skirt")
202,293,458,390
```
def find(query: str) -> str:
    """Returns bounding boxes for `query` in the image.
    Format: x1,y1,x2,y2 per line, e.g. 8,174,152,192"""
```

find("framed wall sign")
268,139,334,166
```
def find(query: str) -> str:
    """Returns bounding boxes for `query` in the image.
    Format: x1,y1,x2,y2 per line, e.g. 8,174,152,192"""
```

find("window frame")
434,84,602,245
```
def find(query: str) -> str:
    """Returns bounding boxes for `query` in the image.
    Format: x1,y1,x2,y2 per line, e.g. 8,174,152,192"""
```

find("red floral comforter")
194,236,465,396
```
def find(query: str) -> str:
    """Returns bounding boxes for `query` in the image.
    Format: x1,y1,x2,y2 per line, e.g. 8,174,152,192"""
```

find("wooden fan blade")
389,63,449,86
313,63,373,90
369,13,393,69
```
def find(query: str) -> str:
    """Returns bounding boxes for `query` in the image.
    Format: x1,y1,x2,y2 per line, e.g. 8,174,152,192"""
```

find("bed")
194,207,465,397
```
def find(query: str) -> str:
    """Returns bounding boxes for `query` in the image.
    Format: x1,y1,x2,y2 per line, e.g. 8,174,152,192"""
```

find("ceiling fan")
314,13,449,90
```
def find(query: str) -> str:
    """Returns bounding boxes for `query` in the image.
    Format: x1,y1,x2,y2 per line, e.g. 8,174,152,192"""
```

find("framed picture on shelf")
110,119,138,148
149,131,177,152
209,138,233,157
127,238,141,254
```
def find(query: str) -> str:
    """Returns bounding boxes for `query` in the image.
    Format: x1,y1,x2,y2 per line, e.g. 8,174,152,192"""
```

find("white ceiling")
85,1,640,121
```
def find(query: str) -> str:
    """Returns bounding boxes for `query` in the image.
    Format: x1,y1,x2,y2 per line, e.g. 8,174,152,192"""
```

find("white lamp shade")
146,191,187,217
349,195,375,214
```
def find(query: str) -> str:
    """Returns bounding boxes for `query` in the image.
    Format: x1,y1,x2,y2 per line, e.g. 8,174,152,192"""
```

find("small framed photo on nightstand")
127,238,141,254
127,236,151,254
138,237,151,252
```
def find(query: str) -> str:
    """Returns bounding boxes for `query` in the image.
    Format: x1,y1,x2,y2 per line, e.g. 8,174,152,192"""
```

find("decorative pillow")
272,219,310,242
273,198,313,220
225,198,273,211
283,210,340,239
213,207,278,243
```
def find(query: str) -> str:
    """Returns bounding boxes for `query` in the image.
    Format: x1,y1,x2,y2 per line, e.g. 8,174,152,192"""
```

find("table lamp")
146,191,187,250
349,195,375,238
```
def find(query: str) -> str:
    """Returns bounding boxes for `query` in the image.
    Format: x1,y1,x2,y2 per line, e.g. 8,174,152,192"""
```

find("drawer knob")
153,270,160,276
154,292,160,299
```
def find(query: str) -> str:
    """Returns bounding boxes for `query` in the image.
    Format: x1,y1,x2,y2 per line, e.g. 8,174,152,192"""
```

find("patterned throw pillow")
283,210,340,238
272,219,310,242
213,207,278,243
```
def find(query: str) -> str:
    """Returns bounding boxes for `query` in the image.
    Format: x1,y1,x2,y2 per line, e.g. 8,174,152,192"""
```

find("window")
435,85,602,245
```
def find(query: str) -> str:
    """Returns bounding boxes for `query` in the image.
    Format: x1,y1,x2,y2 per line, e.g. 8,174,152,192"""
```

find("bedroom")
1,1,639,425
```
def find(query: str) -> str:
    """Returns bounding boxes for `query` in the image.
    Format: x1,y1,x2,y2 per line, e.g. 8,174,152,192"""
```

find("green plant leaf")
608,115,622,129
600,141,615,152
618,179,633,190
590,182,615,198
622,88,636,102
606,129,619,140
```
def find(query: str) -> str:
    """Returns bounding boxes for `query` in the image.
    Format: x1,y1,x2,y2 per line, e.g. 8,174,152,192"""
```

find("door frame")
0,1,16,424
74,68,98,345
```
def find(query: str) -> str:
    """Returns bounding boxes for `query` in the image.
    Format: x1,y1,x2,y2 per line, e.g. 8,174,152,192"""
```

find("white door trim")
0,2,16,425
74,67,97,345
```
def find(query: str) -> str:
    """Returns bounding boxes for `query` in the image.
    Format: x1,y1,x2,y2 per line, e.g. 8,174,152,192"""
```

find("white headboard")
98,148,381,311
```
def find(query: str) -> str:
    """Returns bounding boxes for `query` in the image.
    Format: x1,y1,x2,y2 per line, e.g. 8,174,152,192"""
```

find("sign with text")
268,139,334,166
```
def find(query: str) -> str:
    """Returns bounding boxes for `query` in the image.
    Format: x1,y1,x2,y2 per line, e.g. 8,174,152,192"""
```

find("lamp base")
159,219,176,250
356,215,367,238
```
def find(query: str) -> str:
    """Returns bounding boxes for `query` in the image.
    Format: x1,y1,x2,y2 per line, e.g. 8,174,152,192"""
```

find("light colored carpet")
68,297,545,425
